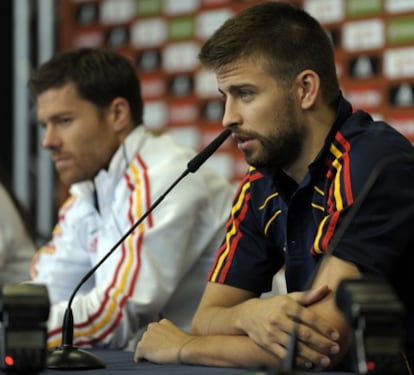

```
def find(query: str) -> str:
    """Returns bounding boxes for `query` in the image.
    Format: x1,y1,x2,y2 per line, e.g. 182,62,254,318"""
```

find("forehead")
215,58,275,89
37,82,80,106
36,82,91,120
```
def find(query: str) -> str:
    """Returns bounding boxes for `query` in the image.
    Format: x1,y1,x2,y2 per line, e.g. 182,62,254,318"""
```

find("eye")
238,90,253,100
56,116,72,126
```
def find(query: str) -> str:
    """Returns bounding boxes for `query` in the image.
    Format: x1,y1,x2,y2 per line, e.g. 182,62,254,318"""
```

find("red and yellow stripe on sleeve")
313,132,354,254
48,154,152,348
208,169,262,283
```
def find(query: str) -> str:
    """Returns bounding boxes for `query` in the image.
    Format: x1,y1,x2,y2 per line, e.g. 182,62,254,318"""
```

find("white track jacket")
32,126,234,349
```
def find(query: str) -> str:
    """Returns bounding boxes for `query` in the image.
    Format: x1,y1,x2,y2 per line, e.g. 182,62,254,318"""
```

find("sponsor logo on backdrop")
345,86,382,109
131,18,168,48
196,9,234,40
387,16,414,44
169,101,199,124
343,19,384,51
76,3,99,25
304,0,344,24
141,78,167,99
385,0,414,13
349,55,379,78
143,101,168,130
106,26,129,48
384,47,414,79
137,50,162,72
346,0,382,17
100,0,136,24
162,42,199,72
389,83,414,107
168,74,194,97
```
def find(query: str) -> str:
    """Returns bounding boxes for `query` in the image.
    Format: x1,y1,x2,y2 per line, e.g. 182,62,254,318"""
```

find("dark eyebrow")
37,111,74,126
218,84,256,96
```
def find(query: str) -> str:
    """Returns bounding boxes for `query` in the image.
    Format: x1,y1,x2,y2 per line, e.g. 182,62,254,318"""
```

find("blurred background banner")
3,0,414,242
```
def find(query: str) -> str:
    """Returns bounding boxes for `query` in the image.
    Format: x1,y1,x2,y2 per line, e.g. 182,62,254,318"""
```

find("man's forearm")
192,286,342,369
191,298,254,336
181,334,280,368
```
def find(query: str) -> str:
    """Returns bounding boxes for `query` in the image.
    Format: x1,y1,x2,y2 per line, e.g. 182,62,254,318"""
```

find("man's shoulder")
234,166,273,200
137,131,195,167
341,109,410,145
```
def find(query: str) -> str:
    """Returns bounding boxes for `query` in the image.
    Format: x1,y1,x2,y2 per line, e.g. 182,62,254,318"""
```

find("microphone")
46,128,231,370
273,152,414,374
187,129,232,172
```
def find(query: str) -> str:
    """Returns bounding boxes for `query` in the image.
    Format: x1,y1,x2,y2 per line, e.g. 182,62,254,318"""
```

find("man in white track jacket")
28,48,234,349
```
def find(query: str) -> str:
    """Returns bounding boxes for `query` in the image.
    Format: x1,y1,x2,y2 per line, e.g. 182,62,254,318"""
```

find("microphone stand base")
47,346,106,370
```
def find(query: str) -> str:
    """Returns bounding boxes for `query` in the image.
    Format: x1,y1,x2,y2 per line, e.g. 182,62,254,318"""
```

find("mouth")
232,132,254,144
53,155,71,170
232,132,257,154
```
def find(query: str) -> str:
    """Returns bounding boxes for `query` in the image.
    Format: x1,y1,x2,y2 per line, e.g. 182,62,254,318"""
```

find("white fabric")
32,127,234,349
0,183,34,284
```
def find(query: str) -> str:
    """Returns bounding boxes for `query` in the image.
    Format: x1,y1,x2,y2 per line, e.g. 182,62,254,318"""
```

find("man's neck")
284,106,336,183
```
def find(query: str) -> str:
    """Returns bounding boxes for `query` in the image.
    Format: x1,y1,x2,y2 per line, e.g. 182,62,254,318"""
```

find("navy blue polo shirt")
208,94,414,360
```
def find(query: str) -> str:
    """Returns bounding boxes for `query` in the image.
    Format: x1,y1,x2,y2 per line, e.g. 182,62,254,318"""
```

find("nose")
222,99,242,129
41,125,60,150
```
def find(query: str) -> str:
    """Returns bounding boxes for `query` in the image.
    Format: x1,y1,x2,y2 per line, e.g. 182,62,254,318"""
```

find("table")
43,349,353,375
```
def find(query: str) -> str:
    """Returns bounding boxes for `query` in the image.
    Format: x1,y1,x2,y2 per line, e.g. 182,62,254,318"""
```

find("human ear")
295,70,320,110
109,97,131,132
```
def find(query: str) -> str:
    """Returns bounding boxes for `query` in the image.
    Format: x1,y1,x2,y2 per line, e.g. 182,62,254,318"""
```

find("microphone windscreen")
187,129,231,173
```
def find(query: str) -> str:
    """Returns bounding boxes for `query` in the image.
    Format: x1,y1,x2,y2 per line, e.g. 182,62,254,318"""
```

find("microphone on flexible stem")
46,128,232,370
273,152,414,374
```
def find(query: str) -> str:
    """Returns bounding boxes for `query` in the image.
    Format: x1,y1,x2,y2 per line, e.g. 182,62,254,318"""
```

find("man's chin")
245,153,268,168
58,174,80,187
58,178,72,187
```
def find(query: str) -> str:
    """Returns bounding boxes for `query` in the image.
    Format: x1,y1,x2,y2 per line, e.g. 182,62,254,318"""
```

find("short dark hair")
28,47,143,125
199,1,340,106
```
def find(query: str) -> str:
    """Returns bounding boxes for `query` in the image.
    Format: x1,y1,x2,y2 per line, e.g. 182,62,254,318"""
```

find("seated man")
134,2,414,372
28,47,234,349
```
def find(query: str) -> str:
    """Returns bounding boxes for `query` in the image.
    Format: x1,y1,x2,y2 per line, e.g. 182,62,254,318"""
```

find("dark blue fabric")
211,94,414,364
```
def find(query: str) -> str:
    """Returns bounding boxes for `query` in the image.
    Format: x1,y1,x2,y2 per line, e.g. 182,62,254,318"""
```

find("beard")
244,97,303,169
248,130,302,168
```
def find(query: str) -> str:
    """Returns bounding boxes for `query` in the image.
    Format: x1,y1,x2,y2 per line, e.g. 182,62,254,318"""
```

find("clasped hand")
135,285,340,369
135,319,195,364
238,285,340,369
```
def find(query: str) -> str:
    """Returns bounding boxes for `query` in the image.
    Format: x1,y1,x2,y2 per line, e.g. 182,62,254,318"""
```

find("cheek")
83,132,119,167
254,111,280,136
253,104,279,132
71,123,109,150
68,131,103,165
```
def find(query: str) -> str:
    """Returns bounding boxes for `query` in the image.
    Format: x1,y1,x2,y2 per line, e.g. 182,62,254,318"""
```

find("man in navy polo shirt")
135,2,414,372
